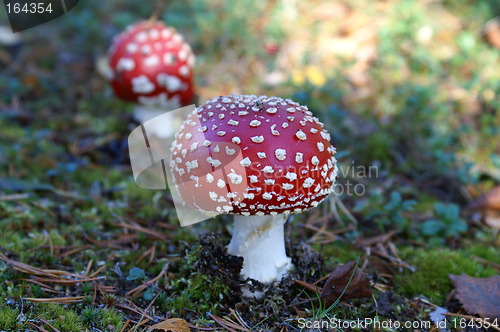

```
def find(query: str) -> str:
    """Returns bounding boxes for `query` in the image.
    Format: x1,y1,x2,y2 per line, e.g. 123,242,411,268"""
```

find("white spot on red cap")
257,152,266,159
217,131,226,136
131,75,155,94
203,140,211,147
206,174,214,183
163,53,176,65
317,142,324,152
144,55,160,67
248,175,258,183
141,44,152,55
157,73,182,92
190,142,198,152
232,137,241,144
285,172,297,181
228,172,243,184
295,152,304,163
186,159,198,172
135,31,148,42
262,192,273,200
240,157,251,167
225,146,236,155
303,177,315,188
266,107,277,114
217,179,226,188
117,58,135,71
251,136,264,143
262,166,274,174
207,157,222,168
250,120,261,127
296,130,307,140
311,156,319,165
275,149,286,161
282,183,294,190
126,43,138,53
228,119,239,126
270,124,280,136
179,65,189,77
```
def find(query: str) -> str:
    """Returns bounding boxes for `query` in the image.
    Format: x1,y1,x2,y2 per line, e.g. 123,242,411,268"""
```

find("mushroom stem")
228,214,293,283
133,105,179,138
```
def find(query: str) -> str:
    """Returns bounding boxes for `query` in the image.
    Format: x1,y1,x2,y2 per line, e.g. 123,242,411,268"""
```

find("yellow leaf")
149,318,190,332
305,65,326,86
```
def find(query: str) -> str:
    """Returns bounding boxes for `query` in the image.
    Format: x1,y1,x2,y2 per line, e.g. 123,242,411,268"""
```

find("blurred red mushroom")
106,20,195,137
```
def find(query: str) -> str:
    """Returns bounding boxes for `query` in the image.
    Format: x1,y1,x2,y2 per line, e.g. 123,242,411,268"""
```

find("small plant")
126,267,146,281
420,202,468,239
354,191,416,234
81,307,100,326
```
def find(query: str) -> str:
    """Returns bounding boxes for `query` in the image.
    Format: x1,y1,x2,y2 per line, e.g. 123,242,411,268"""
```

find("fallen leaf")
485,212,500,230
483,18,500,49
320,261,372,307
149,318,190,332
449,274,500,320
468,186,500,211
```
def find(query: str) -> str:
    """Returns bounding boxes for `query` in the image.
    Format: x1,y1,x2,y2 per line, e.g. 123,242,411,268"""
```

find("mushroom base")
227,214,293,284
133,105,182,138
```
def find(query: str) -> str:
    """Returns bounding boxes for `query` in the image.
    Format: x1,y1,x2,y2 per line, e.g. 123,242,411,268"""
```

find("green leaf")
143,287,156,301
421,219,445,236
126,267,146,281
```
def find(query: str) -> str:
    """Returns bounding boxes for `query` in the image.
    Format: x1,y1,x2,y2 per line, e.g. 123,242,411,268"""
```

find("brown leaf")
468,186,500,211
483,18,500,49
449,274,500,320
149,318,190,332
320,261,372,307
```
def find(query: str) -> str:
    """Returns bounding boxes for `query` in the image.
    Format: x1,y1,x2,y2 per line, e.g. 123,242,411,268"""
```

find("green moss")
313,241,363,267
0,307,19,330
394,248,498,305
165,272,230,315
99,308,124,329
466,244,500,265
37,304,84,332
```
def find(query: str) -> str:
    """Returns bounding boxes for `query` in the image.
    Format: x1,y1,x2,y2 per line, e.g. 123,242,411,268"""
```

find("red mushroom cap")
108,21,195,108
170,95,337,216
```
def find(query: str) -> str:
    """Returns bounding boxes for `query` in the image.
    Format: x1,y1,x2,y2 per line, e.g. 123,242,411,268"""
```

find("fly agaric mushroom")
107,20,195,137
170,95,337,284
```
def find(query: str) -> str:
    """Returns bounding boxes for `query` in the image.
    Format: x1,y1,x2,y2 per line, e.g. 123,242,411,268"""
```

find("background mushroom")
107,20,195,137
170,95,337,284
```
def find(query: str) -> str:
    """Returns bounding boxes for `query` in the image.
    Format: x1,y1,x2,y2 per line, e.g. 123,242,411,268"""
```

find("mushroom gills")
227,214,293,284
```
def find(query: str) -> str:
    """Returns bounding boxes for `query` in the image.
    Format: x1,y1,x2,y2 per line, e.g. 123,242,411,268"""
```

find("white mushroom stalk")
227,214,292,283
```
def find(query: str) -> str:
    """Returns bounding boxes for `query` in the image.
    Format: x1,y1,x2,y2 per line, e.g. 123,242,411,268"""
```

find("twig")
23,296,86,303
128,292,160,332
